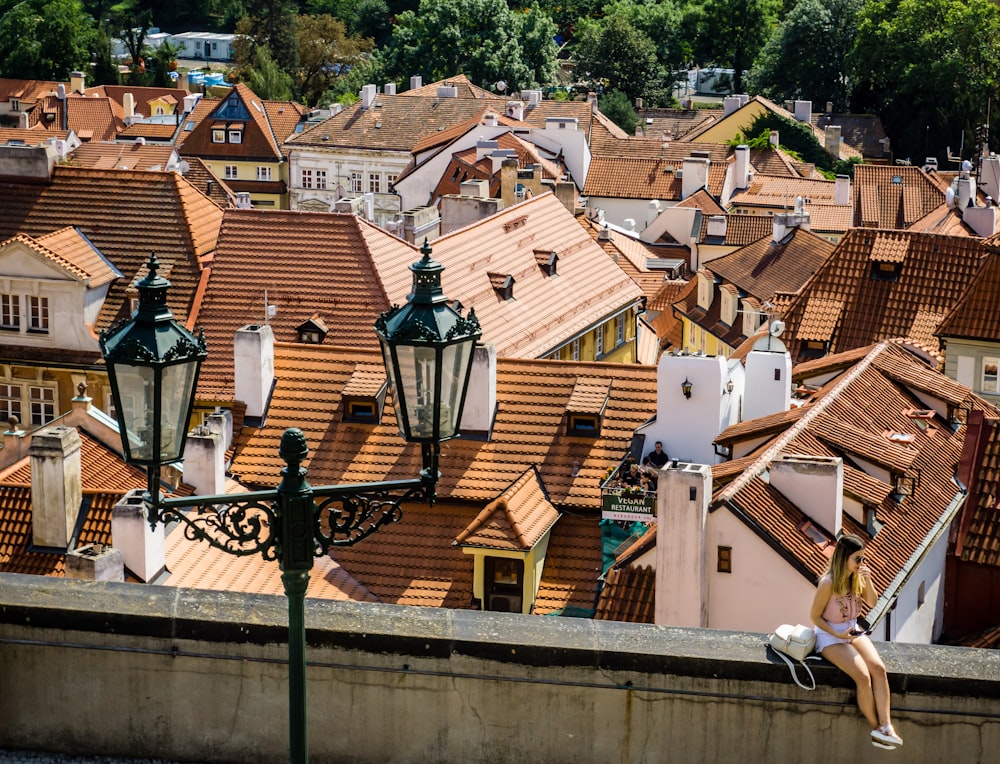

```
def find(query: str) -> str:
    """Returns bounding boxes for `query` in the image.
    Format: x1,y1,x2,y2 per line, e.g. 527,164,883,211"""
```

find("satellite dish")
770,319,785,337
496,80,506,93
945,186,955,208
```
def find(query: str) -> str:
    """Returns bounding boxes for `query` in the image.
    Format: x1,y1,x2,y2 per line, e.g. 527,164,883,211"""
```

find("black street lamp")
100,247,480,764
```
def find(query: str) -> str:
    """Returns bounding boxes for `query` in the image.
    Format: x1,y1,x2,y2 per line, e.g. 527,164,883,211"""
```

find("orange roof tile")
954,412,1000,567
594,565,655,623
67,141,177,171
636,107,722,142
177,84,290,160
937,251,1000,341
854,165,945,229
401,74,496,99
729,173,838,209
455,466,560,550
582,146,729,200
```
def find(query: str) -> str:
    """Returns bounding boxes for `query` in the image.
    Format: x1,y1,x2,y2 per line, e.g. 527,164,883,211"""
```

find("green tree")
0,0,94,80
295,14,373,107
573,15,664,105
242,45,295,100
112,6,154,85
689,0,778,94
149,39,180,88
242,0,300,72
382,0,556,91
602,0,689,76
852,0,1000,161
748,0,861,110
598,89,638,134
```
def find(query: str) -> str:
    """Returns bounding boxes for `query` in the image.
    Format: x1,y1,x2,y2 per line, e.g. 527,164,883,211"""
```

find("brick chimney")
655,462,712,627
234,324,275,424
30,425,82,550
769,454,843,537
111,489,165,583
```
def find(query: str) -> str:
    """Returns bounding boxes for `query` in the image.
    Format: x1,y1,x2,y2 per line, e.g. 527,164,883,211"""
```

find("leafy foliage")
294,14,373,107
0,0,96,80
599,89,638,135
243,45,295,100
688,0,778,94
573,15,665,105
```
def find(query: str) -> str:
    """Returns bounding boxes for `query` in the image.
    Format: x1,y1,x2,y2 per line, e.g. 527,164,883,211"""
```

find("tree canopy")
0,0,95,80
573,14,664,105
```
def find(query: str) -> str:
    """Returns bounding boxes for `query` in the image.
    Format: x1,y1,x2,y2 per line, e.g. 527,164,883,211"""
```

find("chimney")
111,489,165,583
65,544,124,582
383,83,396,95
834,174,851,205
183,93,202,113
70,71,85,95
655,462,711,627
206,179,214,196
460,179,489,198
409,75,422,91
824,125,841,157
743,345,792,421
505,100,525,121
30,425,82,550
980,155,1000,200
437,85,458,98
793,100,812,122
707,215,728,239
483,112,499,127
123,92,135,120
476,139,499,161
769,454,843,537
521,89,542,107
554,180,575,213
234,324,275,422
500,157,518,207
826,101,833,114
17,112,28,129
962,205,1000,237
587,91,597,105
681,156,710,199
359,84,377,109
458,344,496,438
769,130,779,147
1,418,26,469
772,197,810,243
734,144,750,190
182,423,225,495
957,176,973,209
723,96,741,116
235,192,252,209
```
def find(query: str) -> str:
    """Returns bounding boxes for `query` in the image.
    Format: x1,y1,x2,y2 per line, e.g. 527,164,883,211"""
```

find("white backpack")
768,623,821,690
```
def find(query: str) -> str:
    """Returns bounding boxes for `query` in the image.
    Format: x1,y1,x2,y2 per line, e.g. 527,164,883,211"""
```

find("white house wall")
707,507,818,633
288,147,410,213
524,125,590,190
886,530,949,644
587,197,671,232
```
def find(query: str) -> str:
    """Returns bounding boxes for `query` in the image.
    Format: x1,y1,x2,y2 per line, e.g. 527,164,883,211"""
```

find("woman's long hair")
829,534,866,597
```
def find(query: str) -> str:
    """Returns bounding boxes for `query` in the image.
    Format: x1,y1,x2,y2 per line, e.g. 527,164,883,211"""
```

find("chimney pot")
30,425,82,550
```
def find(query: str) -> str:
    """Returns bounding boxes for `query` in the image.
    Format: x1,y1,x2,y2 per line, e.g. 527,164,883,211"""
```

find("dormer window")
566,376,610,437
800,339,829,358
870,261,901,282
893,472,918,500
568,414,599,435
534,249,558,277
212,128,225,143
488,272,515,300
341,364,388,424
228,128,243,144
696,270,714,311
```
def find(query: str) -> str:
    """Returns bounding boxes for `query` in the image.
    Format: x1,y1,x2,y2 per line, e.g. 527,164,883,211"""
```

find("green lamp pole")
100,245,480,764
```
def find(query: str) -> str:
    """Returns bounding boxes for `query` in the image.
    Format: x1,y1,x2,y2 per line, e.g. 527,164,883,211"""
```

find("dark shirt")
645,449,669,468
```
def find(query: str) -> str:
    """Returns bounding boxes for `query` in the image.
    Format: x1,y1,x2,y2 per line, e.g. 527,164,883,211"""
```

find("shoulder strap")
767,644,818,690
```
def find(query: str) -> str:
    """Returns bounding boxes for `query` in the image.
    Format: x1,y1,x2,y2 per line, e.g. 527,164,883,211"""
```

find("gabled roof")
712,342,995,586
579,216,687,301
400,74,496,99
0,127,70,147
936,250,1000,341
853,165,946,229
84,85,192,120
0,227,121,288
373,193,642,358
779,228,985,362
194,209,405,401
0,78,61,103
811,112,889,161
179,156,236,207
583,144,729,200
697,214,772,246
177,84,292,160
594,564,655,623
66,141,177,171
0,166,223,331
954,411,1000,567
636,107,723,142
29,93,119,141
729,173,839,209
455,466,559,551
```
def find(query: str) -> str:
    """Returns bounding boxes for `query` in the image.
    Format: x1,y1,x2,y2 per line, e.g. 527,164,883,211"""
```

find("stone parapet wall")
0,573,996,763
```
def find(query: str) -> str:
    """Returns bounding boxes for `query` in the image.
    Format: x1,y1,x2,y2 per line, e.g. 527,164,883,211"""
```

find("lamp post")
100,245,480,764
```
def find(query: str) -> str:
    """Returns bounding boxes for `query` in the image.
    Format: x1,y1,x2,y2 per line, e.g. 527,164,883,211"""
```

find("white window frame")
0,383,21,424
28,385,55,426
27,296,48,333
316,169,327,190
224,165,238,180
616,316,624,346
368,173,381,193
572,338,580,361
350,171,362,193
228,128,243,144
983,357,1000,394
212,128,225,143
595,325,604,356
0,294,19,330
257,166,271,181
301,169,313,189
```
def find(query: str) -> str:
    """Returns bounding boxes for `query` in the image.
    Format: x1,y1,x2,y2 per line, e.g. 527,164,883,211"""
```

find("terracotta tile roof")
66,141,177,171
117,123,180,141
85,85,192,119
698,214,772,245
262,100,306,144
412,110,492,155
811,113,889,161
590,136,680,160
31,227,120,287
0,127,69,146
230,343,659,512
177,84,288,160
582,145,729,200
530,513,603,615
954,412,1000,567
716,405,810,445
906,205,973,236
729,173,838,209
594,564,655,623
779,228,985,361
853,165,945,228
802,203,854,234
636,107,722,141
455,466,560,550
400,75,496,99
748,147,800,177
937,251,1000,341
29,94,119,141
178,156,236,206
579,216,685,301
843,464,894,505
0,166,222,332
712,342,997,587
194,209,402,401
677,188,725,215
374,193,643,358
0,78,61,103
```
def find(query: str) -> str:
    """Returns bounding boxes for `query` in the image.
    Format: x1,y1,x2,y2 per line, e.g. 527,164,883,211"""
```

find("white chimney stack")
743,344,792,421
957,176,973,209
409,75,423,91
793,100,812,122
30,425,82,549
476,139,499,161
835,174,851,206
506,100,525,121
111,489,165,583
383,83,396,95
182,424,226,496
234,324,275,422
458,343,496,438
734,144,750,190
359,84,377,109
681,156,710,199
723,96,741,116
655,462,711,627
825,125,841,157
437,85,458,99
769,454,843,537
707,215,728,239
123,92,135,120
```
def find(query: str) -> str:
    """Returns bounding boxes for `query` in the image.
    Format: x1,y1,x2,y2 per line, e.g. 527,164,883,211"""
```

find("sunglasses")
853,555,868,564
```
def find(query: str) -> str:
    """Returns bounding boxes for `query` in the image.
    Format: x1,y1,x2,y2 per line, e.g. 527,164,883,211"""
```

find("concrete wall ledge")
1,573,997,763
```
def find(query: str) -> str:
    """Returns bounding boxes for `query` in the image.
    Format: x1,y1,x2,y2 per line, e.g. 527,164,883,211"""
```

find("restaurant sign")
601,490,656,523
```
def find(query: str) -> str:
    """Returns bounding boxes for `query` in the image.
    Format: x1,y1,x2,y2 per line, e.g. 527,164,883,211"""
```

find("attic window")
883,430,915,445
893,472,918,499
800,339,829,358
566,376,610,436
212,128,225,143
891,175,902,184
568,414,599,436
341,364,388,424
534,249,558,276
903,408,936,432
870,261,901,282
798,519,833,548
228,128,243,144
488,272,515,300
